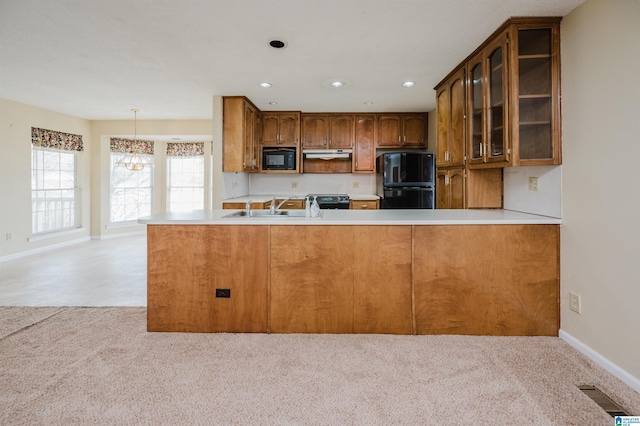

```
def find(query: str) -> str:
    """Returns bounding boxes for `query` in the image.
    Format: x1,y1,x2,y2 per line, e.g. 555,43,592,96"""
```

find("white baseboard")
0,236,91,262
560,329,640,394
92,230,146,240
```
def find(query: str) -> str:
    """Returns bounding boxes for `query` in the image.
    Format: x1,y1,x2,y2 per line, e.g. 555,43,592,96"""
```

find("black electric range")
307,194,350,209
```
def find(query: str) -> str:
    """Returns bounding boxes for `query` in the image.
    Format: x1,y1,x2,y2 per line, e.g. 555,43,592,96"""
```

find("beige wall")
561,0,640,380
0,99,92,257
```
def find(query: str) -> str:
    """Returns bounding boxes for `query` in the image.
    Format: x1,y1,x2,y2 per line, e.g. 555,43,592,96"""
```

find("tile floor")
0,235,147,306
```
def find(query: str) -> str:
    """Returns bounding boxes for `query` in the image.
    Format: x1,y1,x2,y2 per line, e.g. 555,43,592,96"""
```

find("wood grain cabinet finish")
262,112,300,146
435,67,466,168
223,96,261,172
435,168,465,209
270,225,412,334
377,113,428,148
349,200,379,210
147,225,269,333
301,114,330,148
328,114,355,149
353,114,376,173
413,224,559,336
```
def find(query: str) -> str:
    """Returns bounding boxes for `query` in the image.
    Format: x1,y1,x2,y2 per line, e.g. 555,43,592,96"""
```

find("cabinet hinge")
507,148,511,154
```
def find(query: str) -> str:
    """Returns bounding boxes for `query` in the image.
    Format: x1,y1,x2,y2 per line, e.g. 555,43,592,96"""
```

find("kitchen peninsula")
140,209,560,336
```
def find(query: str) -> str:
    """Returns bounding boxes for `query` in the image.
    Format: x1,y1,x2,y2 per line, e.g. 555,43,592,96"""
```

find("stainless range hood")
303,149,352,160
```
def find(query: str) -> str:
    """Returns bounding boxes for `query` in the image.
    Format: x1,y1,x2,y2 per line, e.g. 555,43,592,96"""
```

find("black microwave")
262,148,296,171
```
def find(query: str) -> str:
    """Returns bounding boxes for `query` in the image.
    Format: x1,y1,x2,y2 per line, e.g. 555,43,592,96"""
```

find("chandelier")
121,108,152,171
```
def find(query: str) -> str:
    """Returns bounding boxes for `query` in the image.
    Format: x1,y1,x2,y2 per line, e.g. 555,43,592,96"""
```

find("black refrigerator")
376,152,435,209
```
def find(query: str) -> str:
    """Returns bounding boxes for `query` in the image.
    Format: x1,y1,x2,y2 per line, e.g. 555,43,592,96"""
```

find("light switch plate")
569,292,581,314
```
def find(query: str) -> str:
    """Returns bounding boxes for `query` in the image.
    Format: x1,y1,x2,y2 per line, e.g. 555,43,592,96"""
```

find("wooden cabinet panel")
436,168,465,209
147,225,268,333
413,225,559,336
377,114,427,148
270,226,355,333
435,67,465,168
403,114,427,147
329,114,354,149
377,114,403,147
270,225,412,334
223,96,260,172
353,226,412,334
349,200,379,210
301,114,329,148
353,114,375,173
262,112,300,146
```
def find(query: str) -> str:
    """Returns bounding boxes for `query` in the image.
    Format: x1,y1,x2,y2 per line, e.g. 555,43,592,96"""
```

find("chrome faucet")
270,197,291,215
245,200,252,216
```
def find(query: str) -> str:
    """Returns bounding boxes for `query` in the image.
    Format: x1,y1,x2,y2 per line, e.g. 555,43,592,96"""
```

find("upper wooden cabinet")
353,114,376,173
377,113,428,148
435,17,562,170
301,114,355,149
223,96,261,172
301,114,330,148
262,112,300,146
435,67,466,168
467,31,510,166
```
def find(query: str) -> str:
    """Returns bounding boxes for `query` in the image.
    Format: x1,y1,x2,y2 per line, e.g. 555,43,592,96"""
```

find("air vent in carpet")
578,385,630,417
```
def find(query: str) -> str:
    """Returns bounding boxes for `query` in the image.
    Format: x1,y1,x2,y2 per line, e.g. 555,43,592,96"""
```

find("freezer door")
381,152,434,187
381,187,434,209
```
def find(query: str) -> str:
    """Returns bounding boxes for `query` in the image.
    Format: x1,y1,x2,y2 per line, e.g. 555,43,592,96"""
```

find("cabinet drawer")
276,199,305,209
350,200,379,210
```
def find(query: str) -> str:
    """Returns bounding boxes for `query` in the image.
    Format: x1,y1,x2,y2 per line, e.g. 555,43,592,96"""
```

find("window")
31,147,79,234
30,127,83,235
109,137,154,223
166,142,205,212
109,152,153,223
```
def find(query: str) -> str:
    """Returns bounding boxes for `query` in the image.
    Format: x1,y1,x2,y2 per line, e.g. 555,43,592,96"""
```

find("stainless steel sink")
223,210,313,219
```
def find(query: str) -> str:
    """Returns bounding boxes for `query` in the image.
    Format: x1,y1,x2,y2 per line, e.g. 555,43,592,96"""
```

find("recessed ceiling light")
269,40,287,49
364,101,373,106
269,101,278,105
402,81,416,87
322,79,352,89
259,82,272,88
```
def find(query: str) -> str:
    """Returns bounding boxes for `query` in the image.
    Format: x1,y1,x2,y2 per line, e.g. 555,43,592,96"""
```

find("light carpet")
1,307,638,425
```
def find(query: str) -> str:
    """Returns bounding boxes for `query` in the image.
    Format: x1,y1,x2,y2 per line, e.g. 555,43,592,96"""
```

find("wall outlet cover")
528,177,539,192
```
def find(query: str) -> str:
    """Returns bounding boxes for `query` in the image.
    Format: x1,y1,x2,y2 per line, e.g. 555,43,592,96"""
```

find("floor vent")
578,386,631,417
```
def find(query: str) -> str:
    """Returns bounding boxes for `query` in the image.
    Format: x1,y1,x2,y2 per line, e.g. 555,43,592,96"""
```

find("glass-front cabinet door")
513,24,560,164
486,34,508,163
467,53,484,164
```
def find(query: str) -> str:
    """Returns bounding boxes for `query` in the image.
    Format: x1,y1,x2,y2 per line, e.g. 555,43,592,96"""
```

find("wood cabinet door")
402,114,427,147
329,114,354,148
243,103,256,171
353,114,375,172
278,112,300,146
261,113,280,145
377,114,402,146
301,114,329,148
467,51,486,165
449,69,466,166
222,97,244,172
435,169,450,209
449,168,465,209
435,87,450,167
485,32,509,164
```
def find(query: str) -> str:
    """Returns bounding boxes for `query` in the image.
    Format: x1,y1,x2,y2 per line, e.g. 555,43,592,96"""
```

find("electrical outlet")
352,181,359,189
291,182,298,189
215,288,231,298
528,177,539,191
569,292,581,314
5,233,11,241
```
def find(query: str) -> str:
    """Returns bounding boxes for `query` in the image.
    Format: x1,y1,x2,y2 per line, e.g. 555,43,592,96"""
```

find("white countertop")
223,194,380,203
139,209,561,225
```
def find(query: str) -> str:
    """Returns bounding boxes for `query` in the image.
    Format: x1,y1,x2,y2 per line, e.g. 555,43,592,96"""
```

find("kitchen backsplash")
249,173,376,196
503,165,562,218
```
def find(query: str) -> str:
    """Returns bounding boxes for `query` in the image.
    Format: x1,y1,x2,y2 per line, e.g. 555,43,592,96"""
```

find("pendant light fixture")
121,108,151,171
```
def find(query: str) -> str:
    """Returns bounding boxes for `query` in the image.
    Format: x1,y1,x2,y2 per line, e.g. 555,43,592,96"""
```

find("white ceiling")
0,0,584,120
